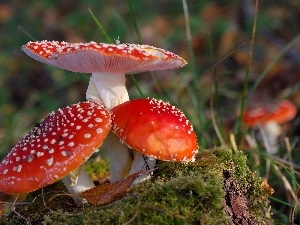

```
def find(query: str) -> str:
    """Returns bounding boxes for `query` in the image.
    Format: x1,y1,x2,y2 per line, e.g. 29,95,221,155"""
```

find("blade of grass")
126,0,142,43
182,0,207,147
249,34,300,97
17,26,37,41
88,8,112,43
210,42,245,147
234,0,258,137
88,7,144,97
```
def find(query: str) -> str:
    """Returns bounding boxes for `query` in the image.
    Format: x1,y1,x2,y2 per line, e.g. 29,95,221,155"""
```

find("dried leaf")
79,170,150,205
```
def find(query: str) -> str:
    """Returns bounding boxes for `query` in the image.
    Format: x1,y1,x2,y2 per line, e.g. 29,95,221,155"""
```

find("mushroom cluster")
0,41,198,204
22,40,188,182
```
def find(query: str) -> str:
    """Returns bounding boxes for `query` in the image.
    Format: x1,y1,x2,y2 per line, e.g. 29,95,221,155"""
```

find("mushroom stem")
61,166,95,205
129,151,156,185
259,121,282,155
86,72,129,109
107,133,133,182
86,71,147,183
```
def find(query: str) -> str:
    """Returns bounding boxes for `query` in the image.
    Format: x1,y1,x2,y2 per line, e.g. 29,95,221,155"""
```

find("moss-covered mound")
4,148,273,225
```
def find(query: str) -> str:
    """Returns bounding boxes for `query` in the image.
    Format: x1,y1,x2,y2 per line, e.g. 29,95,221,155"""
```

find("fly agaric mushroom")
22,41,187,182
243,100,297,154
111,98,198,183
0,101,111,204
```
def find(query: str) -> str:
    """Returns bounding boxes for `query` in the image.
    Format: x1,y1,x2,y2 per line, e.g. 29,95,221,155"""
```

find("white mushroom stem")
86,72,129,109
61,166,95,205
259,121,282,155
129,151,156,186
107,133,133,182
86,71,151,183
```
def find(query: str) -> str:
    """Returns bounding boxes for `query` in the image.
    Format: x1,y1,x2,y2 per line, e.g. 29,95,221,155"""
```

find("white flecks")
13,165,22,172
151,121,154,125
58,141,64,145
95,117,102,123
26,155,34,162
22,147,28,151
88,124,94,128
96,128,103,134
48,148,55,154
16,157,21,162
30,150,36,154
43,145,48,150
36,151,44,157
69,134,74,139
61,150,71,157
45,157,54,166
68,142,75,147
3,169,8,175
82,118,89,123
84,133,91,138
76,125,81,130
174,126,179,130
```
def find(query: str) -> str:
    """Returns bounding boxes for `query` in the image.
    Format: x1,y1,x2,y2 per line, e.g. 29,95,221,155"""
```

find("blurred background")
0,0,300,223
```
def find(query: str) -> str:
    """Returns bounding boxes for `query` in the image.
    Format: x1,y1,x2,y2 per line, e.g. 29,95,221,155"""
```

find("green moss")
84,156,110,181
4,148,273,224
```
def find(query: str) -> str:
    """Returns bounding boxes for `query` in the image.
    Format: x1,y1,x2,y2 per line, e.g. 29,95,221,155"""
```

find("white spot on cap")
61,150,71,157
3,169,8,175
95,118,102,122
26,155,34,162
76,125,81,130
13,165,22,172
36,152,44,157
68,142,75,147
46,157,53,166
96,128,103,134
84,133,91,138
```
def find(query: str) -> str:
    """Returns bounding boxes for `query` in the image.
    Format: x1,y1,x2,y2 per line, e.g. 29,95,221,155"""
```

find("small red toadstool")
0,101,110,203
22,41,187,182
111,98,198,183
243,100,297,154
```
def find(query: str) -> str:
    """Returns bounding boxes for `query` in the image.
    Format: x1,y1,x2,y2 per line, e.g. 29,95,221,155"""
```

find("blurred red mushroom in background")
243,100,297,154
22,41,187,182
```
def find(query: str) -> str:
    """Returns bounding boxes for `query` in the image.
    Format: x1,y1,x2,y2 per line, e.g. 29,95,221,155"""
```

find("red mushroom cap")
242,107,269,127
243,100,297,127
111,98,198,162
267,100,297,124
0,101,111,193
22,41,187,73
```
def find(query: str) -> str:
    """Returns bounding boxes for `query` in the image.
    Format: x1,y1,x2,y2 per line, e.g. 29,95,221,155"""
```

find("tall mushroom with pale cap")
22,41,187,182
243,100,297,154
0,101,111,204
111,98,198,183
